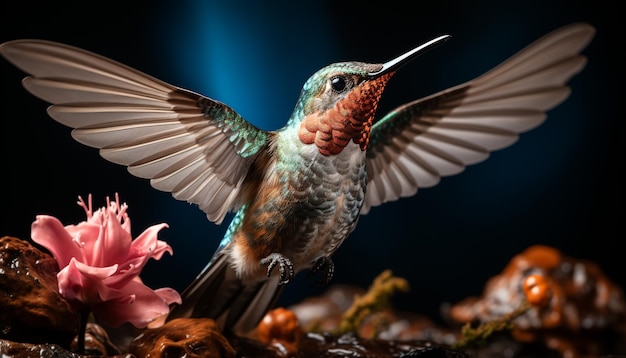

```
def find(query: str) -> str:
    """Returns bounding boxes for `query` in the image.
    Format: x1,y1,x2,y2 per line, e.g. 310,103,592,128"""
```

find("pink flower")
31,193,182,328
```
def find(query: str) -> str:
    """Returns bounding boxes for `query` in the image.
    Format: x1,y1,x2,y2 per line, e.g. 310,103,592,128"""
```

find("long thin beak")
368,34,451,78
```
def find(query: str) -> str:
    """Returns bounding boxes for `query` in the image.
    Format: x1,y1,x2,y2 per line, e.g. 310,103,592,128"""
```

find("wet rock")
128,318,235,358
288,284,458,344
231,331,468,358
2,238,624,357
0,338,133,357
448,245,626,357
289,284,365,332
0,236,80,346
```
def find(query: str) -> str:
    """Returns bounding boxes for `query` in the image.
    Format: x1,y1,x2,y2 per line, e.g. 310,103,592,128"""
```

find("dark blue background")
1,1,623,323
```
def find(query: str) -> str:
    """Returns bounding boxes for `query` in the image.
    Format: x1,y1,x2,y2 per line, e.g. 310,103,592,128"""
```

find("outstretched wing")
0,39,272,224
362,23,595,214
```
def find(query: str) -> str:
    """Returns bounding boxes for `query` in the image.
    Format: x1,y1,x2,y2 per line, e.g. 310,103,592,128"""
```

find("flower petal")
56,258,86,304
64,222,103,261
72,258,119,280
102,254,150,288
154,287,182,305
129,223,171,260
102,223,171,288
57,257,117,306
31,215,83,267
91,279,176,328
88,207,132,267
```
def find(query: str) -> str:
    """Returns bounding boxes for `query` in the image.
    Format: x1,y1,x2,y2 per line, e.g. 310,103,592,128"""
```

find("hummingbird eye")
330,76,348,92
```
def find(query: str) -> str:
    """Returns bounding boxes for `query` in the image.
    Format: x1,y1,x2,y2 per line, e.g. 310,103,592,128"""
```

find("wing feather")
363,23,595,213
0,39,272,224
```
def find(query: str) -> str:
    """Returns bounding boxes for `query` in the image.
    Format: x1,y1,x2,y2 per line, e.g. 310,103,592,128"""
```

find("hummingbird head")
291,35,450,156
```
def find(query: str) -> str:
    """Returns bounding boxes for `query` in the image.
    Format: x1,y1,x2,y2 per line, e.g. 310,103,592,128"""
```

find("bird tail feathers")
167,251,284,335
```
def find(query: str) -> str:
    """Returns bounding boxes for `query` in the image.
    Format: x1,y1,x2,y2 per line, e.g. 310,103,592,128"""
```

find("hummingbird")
0,23,594,335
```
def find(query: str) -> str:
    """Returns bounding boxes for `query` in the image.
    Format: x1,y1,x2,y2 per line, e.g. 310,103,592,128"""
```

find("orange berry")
523,273,551,307
257,307,302,345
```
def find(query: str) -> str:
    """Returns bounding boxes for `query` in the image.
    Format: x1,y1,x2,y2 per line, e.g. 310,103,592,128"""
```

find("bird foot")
307,256,335,285
260,253,295,285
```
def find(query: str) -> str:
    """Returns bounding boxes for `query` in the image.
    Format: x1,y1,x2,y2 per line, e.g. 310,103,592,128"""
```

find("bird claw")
307,256,335,285
261,253,295,285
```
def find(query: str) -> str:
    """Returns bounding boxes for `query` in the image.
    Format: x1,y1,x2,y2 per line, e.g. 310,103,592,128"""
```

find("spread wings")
0,23,596,220
362,23,595,214
0,39,272,224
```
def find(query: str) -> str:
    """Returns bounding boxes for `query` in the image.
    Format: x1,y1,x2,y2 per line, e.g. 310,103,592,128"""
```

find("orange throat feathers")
298,73,393,156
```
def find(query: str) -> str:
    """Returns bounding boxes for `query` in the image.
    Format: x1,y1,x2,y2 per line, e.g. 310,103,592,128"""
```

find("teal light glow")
154,1,339,131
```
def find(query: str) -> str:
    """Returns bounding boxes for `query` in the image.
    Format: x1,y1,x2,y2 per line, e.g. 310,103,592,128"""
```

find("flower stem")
77,309,89,355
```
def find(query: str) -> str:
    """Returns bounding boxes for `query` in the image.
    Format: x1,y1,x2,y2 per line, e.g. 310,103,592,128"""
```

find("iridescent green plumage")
199,97,269,158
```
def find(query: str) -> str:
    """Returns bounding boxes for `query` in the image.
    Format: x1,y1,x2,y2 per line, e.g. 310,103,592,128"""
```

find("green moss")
337,270,410,336
452,300,531,350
